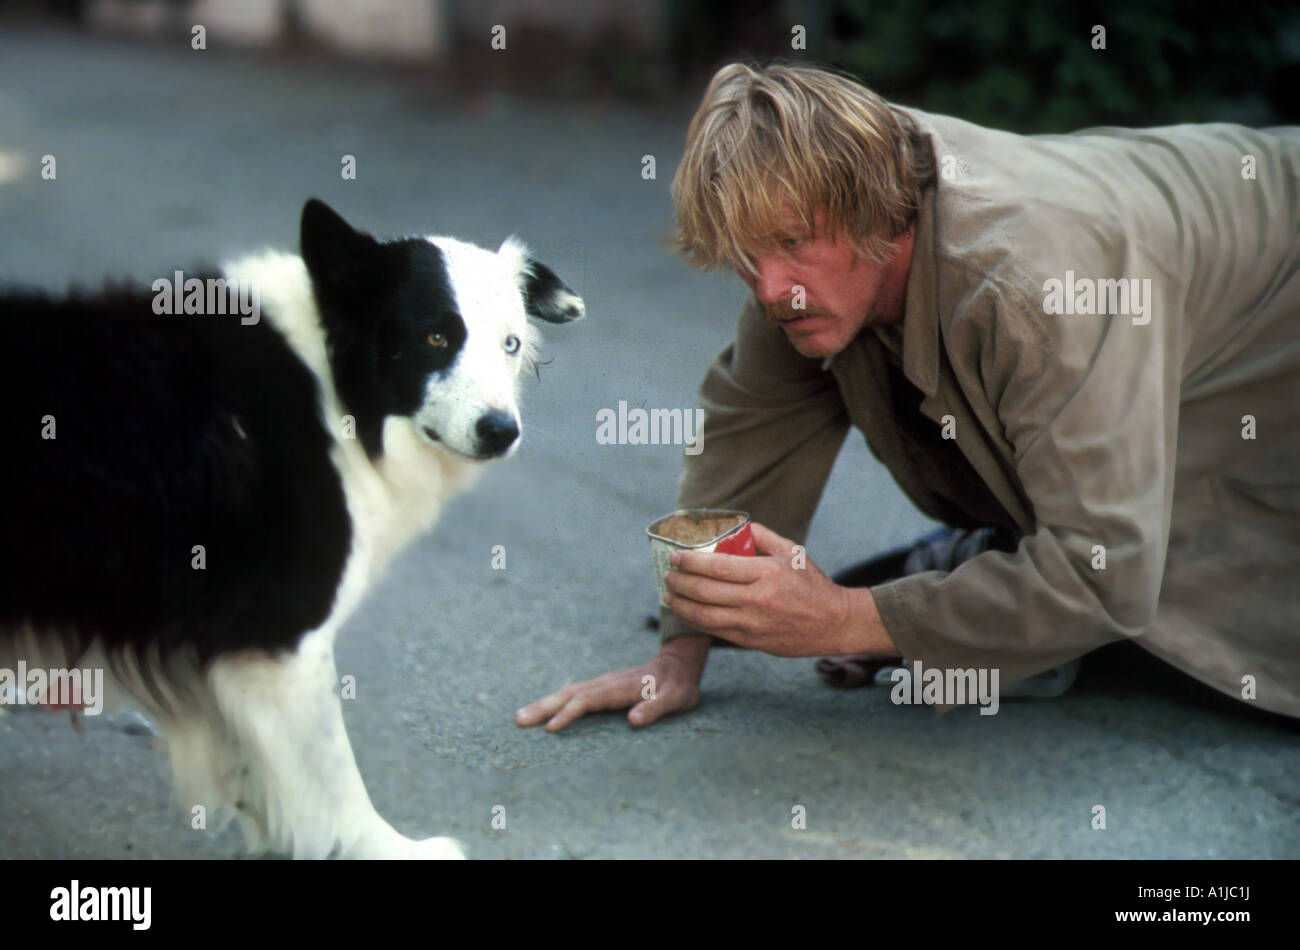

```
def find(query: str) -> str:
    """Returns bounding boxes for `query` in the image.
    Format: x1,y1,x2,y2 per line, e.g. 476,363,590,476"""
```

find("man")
517,62,1300,732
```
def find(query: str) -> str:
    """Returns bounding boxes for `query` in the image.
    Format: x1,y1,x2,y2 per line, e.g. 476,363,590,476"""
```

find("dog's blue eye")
504,335,521,354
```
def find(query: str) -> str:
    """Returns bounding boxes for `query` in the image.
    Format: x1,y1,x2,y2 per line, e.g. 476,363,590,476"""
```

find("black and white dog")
0,198,583,858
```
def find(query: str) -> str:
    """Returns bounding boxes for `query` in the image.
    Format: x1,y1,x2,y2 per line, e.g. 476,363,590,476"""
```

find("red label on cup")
714,522,755,556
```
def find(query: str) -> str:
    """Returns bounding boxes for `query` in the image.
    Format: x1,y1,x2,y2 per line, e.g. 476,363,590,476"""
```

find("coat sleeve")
870,256,1183,684
660,294,851,643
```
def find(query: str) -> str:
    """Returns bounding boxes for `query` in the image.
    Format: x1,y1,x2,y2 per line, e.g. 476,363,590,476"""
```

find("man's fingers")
663,589,746,635
695,625,750,648
518,665,703,733
515,673,619,725
539,675,642,732
628,697,667,728
515,684,578,726
545,695,593,732
628,687,697,727
673,549,764,581
663,568,750,606
749,521,799,558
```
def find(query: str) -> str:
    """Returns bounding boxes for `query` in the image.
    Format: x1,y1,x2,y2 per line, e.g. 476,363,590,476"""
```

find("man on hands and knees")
518,62,1300,730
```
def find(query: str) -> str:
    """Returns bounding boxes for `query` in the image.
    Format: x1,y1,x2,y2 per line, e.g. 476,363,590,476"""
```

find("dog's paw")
344,824,468,859
359,834,467,860
418,836,467,860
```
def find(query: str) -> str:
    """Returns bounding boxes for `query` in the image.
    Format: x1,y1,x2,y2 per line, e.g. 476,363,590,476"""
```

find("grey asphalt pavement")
0,24,1296,860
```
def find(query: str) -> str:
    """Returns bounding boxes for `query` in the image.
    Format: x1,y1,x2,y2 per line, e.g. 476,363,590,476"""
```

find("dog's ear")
500,237,585,324
301,198,377,288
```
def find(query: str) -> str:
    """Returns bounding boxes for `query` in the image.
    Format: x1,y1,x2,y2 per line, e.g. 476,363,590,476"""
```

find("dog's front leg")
206,633,464,860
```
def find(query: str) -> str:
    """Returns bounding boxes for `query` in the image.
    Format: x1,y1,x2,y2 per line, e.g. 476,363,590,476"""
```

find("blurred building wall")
83,0,666,61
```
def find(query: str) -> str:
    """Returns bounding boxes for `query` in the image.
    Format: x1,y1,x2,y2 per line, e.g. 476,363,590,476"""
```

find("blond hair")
671,62,934,274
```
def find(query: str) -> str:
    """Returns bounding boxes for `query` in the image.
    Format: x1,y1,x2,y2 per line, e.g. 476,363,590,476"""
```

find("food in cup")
646,508,755,597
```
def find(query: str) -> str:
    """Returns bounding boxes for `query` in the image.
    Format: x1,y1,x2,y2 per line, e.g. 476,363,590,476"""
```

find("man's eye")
427,332,448,348
781,236,805,250
504,335,521,354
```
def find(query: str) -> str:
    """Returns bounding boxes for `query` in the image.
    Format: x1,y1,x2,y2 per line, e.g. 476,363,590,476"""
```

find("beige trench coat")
661,107,1300,720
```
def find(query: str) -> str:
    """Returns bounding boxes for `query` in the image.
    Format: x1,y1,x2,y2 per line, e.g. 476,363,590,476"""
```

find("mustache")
763,299,827,328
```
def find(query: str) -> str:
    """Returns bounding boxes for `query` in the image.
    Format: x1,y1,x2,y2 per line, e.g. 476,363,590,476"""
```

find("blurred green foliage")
825,0,1297,131
669,0,1298,132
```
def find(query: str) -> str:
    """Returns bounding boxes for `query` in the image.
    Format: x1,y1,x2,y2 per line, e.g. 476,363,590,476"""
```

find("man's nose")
750,256,794,305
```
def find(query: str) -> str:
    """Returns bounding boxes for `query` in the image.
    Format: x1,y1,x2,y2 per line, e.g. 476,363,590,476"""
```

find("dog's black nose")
475,411,519,456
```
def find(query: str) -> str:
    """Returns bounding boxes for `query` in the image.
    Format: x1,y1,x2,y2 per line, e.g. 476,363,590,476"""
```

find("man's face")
738,212,907,359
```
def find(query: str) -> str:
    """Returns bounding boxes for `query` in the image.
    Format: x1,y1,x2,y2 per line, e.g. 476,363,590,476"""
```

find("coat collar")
824,171,1037,538
824,182,942,398
897,182,943,398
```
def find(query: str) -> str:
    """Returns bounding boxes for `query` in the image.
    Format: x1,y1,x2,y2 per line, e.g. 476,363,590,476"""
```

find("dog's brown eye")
427,332,447,348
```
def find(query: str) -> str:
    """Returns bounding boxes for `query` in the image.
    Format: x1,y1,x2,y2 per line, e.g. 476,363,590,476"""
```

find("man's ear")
501,237,585,324
300,198,377,288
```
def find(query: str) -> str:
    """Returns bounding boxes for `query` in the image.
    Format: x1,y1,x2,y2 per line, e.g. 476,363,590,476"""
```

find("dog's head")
300,198,583,461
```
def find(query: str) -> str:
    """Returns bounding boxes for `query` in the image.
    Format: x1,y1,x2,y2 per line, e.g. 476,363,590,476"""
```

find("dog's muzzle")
474,411,519,457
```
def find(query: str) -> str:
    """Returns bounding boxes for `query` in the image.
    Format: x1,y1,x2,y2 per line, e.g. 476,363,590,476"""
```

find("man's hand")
662,522,894,657
515,635,709,732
